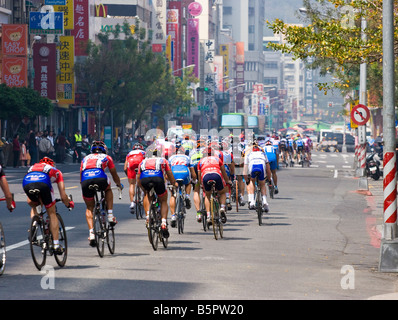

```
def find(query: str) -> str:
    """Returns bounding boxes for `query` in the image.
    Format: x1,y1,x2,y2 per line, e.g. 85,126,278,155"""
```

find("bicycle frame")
147,186,167,250
208,181,223,240
175,179,186,234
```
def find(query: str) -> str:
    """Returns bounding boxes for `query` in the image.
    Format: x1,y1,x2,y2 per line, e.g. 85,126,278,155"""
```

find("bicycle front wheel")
93,212,105,257
29,215,47,270
0,223,6,276
54,213,68,267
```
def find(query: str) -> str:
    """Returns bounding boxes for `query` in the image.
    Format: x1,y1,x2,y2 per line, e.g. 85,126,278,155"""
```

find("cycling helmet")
91,141,108,154
252,145,261,152
265,140,273,145
133,143,144,150
40,156,55,167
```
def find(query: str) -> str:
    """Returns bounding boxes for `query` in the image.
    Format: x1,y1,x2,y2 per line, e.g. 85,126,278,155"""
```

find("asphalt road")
0,151,396,303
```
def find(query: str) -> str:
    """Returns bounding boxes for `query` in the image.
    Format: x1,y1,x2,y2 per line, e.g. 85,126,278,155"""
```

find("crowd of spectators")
0,129,92,168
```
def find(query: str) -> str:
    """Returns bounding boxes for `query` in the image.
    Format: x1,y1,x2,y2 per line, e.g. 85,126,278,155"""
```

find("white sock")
130,201,135,208
262,196,268,205
248,194,254,202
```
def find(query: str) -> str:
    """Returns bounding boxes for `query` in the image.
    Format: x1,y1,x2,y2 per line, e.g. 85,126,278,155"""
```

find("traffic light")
204,87,209,92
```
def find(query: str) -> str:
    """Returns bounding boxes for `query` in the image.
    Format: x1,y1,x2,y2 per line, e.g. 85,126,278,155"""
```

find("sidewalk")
366,176,398,299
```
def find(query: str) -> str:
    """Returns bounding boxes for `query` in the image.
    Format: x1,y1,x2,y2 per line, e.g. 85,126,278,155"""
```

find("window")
224,6,232,14
249,25,255,33
265,62,278,69
264,77,278,85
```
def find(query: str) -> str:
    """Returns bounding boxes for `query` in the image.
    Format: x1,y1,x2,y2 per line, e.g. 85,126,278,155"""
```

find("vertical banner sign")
54,0,74,30
2,24,28,56
71,0,89,56
235,42,245,112
187,18,199,78
56,36,75,104
169,1,182,76
305,56,314,115
33,43,57,100
214,56,223,92
152,0,167,52
2,56,27,87
166,9,180,74
220,44,229,91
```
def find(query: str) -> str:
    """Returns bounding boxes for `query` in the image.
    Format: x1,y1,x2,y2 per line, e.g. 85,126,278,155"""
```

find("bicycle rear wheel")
93,211,105,257
29,215,47,270
211,197,219,240
256,189,262,226
107,224,115,254
177,196,184,234
0,222,6,275
54,213,68,267
148,208,159,250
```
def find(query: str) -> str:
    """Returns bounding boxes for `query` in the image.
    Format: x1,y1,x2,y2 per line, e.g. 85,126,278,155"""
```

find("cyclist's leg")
46,204,59,241
128,177,136,207
104,184,117,224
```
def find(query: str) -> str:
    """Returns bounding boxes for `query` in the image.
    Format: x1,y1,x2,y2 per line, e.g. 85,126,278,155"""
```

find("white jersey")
244,150,268,173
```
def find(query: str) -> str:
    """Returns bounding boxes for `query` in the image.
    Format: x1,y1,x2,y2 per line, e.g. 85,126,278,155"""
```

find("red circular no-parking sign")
351,104,370,126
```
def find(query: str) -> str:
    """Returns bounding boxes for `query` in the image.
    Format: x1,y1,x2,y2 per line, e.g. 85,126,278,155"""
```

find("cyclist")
181,134,194,154
303,135,313,162
23,157,74,254
264,140,279,194
294,134,305,164
190,140,205,222
0,165,15,212
220,141,235,211
162,137,176,160
279,136,288,166
124,143,146,213
243,143,271,212
168,145,197,227
137,145,178,238
198,144,231,224
80,141,123,247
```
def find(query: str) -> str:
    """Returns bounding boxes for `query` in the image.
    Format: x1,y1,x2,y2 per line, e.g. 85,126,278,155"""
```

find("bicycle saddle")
207,180,216,185
88,184,100,191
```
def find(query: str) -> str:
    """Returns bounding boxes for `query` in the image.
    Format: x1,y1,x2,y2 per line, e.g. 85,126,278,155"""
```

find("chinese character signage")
235,42,245,111
187,18,199,78
220,44,230,91
54,0,74,30
167,8,181,75
33,43,57,100
72,0,89,56
152,0,167,52
29,12,64,34
56,36,75,104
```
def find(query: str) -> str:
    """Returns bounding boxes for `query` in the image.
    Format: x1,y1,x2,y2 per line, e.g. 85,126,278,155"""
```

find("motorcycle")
366,149,381,180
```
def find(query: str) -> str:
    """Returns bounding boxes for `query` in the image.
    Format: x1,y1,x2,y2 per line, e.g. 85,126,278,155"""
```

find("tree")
266,0,395,106
74,22,198,135
0,84,53,135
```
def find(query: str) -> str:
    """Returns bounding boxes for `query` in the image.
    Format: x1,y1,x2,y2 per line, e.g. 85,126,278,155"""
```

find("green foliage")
266,0,392,106
0,84,53,119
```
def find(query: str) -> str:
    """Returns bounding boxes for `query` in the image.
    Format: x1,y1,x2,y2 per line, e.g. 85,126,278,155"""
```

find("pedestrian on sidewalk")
12,134,20,168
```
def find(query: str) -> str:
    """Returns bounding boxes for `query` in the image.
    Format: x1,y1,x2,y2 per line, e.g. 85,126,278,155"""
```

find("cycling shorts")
171,165,190,185
140,176,167,197
81,177,110,201
23,182,56,208
127,162,140,179
297,145,304,152
202,173,225,192
266,153,277,171
250,164,266,181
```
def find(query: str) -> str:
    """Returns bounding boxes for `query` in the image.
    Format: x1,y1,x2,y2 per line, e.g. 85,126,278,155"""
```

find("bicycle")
208,180,223,240
28,192,72,271
147,183,168,250
174,179,186,234
89,184,122,258
132,169,145,219
0,195,13,276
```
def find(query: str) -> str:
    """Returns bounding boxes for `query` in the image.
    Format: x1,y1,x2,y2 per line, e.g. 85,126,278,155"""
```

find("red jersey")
125,150,146,179
27,163,64,184
81,153,115,172
198,156,223,180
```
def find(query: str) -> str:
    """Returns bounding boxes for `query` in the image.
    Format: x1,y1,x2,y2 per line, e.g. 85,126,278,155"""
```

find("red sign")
2,56,27,87
72,0,89,56
167,2,182,76
2,24,28,56
33,43,57,100
188,2,202,16
351,104,370,126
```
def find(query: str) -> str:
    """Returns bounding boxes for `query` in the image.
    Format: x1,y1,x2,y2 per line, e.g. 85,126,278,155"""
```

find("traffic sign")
351,104,370,126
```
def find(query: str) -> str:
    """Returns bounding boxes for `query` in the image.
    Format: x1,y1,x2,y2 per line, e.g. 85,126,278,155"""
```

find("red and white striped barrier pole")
383,151,397,240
